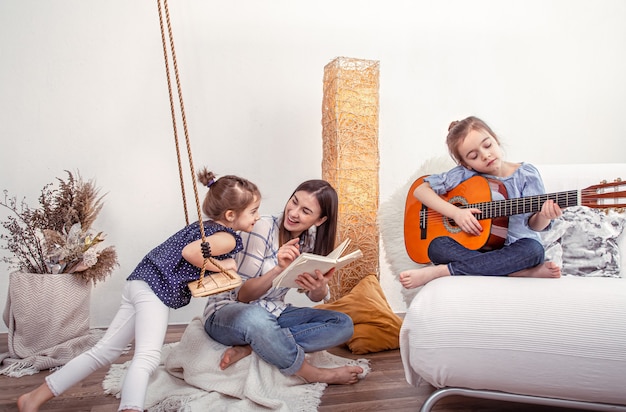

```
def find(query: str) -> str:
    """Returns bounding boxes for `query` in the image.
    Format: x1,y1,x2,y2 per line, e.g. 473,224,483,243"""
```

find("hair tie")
206,178,215,188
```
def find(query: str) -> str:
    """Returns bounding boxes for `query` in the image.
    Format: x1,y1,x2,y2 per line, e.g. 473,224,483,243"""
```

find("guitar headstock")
582,178,626,212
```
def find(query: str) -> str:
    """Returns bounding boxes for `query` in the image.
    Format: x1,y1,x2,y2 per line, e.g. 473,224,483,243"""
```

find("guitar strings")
411,186,626,226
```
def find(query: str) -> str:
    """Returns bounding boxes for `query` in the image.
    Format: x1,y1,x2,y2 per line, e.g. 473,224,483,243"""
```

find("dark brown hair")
197,167,260,220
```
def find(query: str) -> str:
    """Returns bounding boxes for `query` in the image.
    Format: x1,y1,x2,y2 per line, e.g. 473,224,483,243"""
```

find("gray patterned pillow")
542,206,626,277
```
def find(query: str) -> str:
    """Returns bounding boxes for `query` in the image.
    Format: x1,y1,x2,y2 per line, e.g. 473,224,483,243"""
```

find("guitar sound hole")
444,197,467,234
443,217,462,234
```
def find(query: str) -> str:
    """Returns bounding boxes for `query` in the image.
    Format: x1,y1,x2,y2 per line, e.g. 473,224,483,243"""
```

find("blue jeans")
428,236,545,276
204,303,354,376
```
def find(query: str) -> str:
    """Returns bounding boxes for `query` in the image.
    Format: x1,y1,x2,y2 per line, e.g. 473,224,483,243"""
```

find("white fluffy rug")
103,317,370,412
378,156,456,305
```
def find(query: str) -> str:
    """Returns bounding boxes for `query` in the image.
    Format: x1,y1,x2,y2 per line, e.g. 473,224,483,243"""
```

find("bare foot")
296,361,363,385
508,261,561,279
399,265,450,289
17,384,54,412
220,345,252,370
17,393,33,412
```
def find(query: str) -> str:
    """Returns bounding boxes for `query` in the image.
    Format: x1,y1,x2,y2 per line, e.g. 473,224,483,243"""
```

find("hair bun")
448,121,459,132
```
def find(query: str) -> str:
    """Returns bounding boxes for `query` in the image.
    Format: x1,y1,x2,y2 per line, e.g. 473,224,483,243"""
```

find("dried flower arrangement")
0,171,118,285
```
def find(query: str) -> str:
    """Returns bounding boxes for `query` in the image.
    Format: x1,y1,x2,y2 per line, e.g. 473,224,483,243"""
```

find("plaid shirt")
203,215,292,321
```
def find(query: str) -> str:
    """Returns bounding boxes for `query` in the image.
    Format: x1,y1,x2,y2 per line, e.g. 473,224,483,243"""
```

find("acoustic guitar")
404,175,626,264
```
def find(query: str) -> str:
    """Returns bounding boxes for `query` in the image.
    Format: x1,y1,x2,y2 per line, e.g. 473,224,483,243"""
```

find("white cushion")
400,275,626,405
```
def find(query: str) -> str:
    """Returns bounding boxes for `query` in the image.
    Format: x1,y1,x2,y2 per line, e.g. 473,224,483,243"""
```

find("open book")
272,239,363,289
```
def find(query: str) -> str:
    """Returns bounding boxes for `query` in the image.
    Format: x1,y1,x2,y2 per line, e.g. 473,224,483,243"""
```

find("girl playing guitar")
400,116,562,289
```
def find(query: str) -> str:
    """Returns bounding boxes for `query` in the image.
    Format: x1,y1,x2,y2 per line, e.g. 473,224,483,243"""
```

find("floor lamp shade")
322,57,380,299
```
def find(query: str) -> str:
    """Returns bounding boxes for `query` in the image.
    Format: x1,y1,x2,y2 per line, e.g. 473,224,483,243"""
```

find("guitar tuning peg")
601,179,607,184
615,177,622,183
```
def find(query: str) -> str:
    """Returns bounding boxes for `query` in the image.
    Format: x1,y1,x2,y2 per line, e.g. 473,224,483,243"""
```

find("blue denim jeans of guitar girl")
428,236,545,276
204,303,354,376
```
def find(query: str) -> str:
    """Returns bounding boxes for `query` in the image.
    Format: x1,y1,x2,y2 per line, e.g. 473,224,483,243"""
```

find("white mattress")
400,275,626,405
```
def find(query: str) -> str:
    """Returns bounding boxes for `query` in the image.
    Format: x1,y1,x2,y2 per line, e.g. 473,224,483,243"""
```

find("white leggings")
45,280,170,412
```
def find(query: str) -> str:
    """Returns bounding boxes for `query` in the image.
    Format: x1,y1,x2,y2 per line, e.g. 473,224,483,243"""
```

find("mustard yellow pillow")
315,274,403,354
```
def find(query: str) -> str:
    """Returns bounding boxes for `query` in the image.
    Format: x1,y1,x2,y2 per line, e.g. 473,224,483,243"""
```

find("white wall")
1,0,625,333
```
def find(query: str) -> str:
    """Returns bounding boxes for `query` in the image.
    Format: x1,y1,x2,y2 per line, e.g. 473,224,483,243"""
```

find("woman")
202,179,363,385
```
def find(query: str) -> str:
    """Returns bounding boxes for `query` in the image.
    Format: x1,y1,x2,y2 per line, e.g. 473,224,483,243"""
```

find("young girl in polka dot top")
17,168,261,412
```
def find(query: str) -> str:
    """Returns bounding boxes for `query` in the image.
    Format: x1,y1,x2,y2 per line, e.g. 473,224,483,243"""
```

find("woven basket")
1,271,102,376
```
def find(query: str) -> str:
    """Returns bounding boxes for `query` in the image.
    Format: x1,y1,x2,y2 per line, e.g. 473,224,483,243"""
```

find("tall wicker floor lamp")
321,57,380,300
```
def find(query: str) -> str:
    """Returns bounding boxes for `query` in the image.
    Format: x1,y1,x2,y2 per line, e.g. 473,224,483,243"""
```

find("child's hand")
452,208,483,236
539,199,562,220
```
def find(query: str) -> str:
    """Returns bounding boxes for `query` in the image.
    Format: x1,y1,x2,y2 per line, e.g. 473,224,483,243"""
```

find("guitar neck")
469,190,579,220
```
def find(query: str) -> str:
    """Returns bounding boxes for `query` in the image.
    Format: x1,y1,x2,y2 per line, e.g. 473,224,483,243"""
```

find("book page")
326,238,351,260
272,239,361,289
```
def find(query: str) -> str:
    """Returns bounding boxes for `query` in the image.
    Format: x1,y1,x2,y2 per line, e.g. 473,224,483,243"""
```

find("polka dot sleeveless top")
127,220,243,309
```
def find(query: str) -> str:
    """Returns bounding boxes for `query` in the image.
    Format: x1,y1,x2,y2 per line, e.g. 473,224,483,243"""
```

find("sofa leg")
420,387,626,412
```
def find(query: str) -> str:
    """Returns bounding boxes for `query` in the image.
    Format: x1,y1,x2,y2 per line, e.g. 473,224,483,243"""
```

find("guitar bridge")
419,205,428,239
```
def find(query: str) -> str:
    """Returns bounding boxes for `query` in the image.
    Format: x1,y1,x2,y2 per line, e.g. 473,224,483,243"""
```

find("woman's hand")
452,208,483,236
276,237,301,269
238,238,302,303
296,268,335,302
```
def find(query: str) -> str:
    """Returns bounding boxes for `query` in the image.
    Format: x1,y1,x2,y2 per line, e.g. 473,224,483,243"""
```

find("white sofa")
379,161,626,411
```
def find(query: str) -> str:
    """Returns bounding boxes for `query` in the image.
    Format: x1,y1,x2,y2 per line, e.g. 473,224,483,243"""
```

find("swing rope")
156,0,193,226
156,0,236,287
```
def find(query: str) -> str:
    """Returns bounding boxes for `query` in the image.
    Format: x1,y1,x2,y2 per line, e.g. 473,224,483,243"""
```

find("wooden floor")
0,325,589,412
